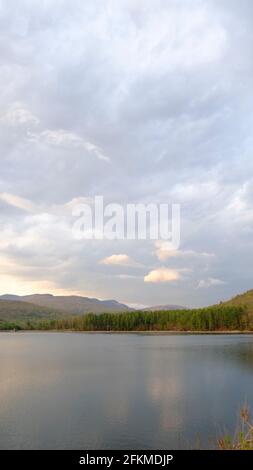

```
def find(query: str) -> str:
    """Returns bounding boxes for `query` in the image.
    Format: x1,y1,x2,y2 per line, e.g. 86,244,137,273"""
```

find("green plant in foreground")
218,406,253,450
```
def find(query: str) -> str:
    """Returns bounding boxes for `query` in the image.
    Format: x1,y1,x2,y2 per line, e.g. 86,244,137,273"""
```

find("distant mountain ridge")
0,294,131,314
0,299,66,324
1,289,253,330
142,304,185,311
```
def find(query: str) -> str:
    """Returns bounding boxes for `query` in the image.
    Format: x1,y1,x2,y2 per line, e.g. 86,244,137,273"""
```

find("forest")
2,304,248,332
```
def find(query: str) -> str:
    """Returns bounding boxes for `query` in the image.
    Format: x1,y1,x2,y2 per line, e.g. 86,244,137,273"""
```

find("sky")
0,0,252,308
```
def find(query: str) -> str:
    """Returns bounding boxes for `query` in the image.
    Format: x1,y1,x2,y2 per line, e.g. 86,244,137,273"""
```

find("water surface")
0,332,253,449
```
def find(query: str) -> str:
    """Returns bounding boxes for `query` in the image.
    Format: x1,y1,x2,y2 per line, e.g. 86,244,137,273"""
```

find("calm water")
0,332,253,449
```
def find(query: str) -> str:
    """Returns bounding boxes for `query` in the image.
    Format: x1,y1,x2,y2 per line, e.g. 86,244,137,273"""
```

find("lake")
0,332,253,449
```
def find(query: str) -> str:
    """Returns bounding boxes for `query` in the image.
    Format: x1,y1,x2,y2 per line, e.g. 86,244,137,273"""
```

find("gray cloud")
0,0,252,306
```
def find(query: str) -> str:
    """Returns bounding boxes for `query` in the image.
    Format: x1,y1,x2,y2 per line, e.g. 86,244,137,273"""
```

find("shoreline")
1,329,253,335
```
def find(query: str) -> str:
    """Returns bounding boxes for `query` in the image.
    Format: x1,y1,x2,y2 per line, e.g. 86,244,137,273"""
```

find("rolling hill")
0,294,131,315
223,289,253,316
0,299,66,327
1,289,253,331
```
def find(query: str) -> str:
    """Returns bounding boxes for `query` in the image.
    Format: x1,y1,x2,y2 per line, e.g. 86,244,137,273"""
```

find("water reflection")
0,333,253,449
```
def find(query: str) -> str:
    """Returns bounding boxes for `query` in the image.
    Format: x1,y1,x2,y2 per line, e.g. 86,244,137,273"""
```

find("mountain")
222,289,253,316
0,294,131,314
142,304,185,311
0,299,66,325
0,294,21,301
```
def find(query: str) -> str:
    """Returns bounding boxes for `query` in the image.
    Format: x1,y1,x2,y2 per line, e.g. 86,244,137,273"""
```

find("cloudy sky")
0,0,252,308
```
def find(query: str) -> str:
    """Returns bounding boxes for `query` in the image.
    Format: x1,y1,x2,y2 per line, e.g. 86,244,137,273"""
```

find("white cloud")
197,278,226,289
144,267,180,283
27,129,110,162
0,192,35,213
170,181,220,202
100,254,140,267
0,103,40,127
155,241,215,261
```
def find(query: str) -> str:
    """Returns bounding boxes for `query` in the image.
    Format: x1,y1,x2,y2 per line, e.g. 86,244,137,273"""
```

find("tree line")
37,305,249,331
0,305,250,332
